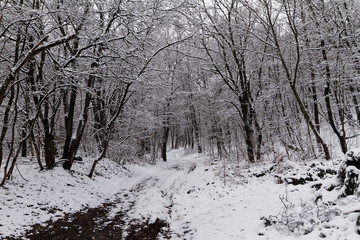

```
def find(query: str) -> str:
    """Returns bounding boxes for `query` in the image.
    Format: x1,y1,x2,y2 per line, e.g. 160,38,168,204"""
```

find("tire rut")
7,177,169,240
6,163,198,240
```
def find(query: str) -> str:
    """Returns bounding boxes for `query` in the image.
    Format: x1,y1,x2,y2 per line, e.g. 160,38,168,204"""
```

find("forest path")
11,150,202,240
10,149,289,240
16,176,170,240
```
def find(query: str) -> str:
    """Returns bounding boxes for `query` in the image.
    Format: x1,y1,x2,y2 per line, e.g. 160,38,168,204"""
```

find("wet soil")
5,179,170,240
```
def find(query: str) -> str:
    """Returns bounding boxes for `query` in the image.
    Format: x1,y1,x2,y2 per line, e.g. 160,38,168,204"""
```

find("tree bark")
61,86,77,159
30,132,44,170
321,39,347,153
161,125,170,162
63,74,94,170
190,105,202,153
0,86,15,167
88,144,108,179
21,129,27,157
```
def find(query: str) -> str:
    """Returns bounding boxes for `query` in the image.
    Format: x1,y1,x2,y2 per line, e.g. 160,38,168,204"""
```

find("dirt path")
3,150,354,240
8,178,170,240
8,154,198,240
3,150,288,240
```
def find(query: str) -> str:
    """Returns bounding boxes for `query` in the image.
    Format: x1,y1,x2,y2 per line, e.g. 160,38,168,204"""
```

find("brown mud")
5,179,170,240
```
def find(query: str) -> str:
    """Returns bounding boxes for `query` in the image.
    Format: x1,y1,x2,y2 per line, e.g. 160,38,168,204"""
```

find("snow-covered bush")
262,196,341,236
339,166,360,197
338,150,360,197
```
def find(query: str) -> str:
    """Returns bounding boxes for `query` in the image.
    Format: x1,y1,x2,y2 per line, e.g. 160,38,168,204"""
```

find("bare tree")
199,0,264,162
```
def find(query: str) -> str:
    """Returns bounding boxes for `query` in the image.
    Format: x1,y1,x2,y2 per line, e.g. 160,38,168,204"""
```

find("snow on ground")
124,150,288,239
125,150,360,240
0,158,140,238
1,149,359,239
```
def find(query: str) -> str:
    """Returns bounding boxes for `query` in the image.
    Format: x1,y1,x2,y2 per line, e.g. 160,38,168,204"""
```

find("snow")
0,159,137,237
1,149,360,239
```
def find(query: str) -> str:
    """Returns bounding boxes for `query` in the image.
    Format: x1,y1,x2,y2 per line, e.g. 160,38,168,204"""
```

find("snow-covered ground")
0,157,137,237
1,149,359,239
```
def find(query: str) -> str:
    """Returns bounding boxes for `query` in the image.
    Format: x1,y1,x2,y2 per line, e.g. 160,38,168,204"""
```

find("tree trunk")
190,105,202,153
0,86,15,167
44,132,56,169
290,84,331,160
321,39,347,153
61,86,77,159
255,117,262,160
244,122,255,163
21,129,27,157
350,86,360,124
161,126,170,161
151,132,157,164
88,144,107,178
240,96,257,163
1,85,20,185
30,132,44,170
63,75,94,170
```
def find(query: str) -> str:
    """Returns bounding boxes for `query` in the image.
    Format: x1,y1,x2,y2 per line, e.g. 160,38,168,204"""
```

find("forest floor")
1,149,360,239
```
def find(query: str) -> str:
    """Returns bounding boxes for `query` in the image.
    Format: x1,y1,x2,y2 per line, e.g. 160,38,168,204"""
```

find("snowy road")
120,150,358,240
121,150,290,239
2,149,357,239
2,149,287,239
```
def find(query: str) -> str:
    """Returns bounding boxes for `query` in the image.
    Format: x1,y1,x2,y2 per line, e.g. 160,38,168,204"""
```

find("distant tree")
198,0,264,162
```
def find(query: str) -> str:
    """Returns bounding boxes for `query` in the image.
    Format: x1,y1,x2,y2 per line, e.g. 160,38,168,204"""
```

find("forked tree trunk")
30,132,44,170
62,86,77,159
321,39,347,154
0,86,15,167
63,75,94,170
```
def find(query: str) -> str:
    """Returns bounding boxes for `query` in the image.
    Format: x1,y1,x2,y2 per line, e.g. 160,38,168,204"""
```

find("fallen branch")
343,210,360,215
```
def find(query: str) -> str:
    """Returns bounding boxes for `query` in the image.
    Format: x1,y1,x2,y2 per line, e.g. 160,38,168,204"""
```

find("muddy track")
4,162,199,240
7,178,170,240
